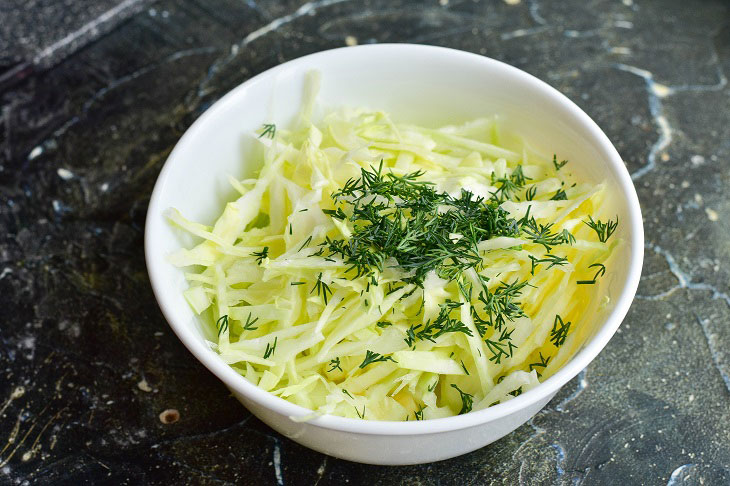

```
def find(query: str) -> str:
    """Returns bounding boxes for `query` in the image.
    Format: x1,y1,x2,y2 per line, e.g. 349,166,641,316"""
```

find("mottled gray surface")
1,0,729,484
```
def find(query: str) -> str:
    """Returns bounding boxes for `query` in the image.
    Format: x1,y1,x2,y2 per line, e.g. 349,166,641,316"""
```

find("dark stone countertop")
1,0,729,484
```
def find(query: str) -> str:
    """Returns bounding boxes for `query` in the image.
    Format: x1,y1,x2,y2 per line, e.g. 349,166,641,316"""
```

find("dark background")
1,0,729,484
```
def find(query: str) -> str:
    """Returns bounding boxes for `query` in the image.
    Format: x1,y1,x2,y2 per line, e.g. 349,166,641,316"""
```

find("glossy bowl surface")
145,44,643,465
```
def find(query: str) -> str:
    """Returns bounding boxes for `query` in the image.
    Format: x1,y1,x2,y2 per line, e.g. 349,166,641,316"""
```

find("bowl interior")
145,44,642,431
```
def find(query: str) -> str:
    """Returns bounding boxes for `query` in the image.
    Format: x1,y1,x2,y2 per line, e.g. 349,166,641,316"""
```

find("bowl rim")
145,43,644,436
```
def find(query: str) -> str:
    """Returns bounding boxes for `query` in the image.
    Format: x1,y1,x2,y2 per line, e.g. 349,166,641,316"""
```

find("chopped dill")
263,336,278,359
259,123,276,139
216,315,229,336
323,161,523,285
485,328,517,364
529,352,551,377
355,405,365,419
311,272,333,304
529,254,569,275
460,360,470,375
473,280,528,335
297,235,313,252
584,216,619,243
577,263,607,285
359,350,396,369
242,313,259,331
450,384,474,414
251,246,269,265
414,405,425,421
550,315,571,347
525,185,537,201
403,301,472,346
328,357,342,372
552,154,568,171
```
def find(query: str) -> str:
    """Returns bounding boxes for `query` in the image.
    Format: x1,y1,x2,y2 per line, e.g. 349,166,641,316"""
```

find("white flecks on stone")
20,336,36,360
28,146,44,160
503,0,520,5
652,83,673,98
100,183,110,192
690,154,705,166
500,27,551,41
615,64,674,180
345,35,358,46
667,464,697,486
694,193,703,205
316,457,327,476
614,20,633,28
52,200,63,213
665,322,676,330
705,208,719,222
622,0,633,5
137,379,152,392
610,46,632,55
148,7,157,16
556,369,588,412
34,0,146,65
230,44,239,55
439,0,449,5
241,0,350,48
688,394,695,402
57,168,74,180
273,441,283,485
0,267,11,280
681,180,690,188
21,336,35,351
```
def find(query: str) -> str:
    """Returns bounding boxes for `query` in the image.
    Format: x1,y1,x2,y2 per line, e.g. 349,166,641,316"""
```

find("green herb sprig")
259,123,276,139
577,263,606,285
321,161,522,285
216,315,229,336
450,384,474,414
359,350,397,369
529,352,551,377
584,216,618,243
243,313,259,331
529,254,569,275
328,357,342,372
550,315,571,347
484,328,517,364
311,272,333,304
251,247,269,265
404,301,472,346
553,154,568,171
263,336,278,359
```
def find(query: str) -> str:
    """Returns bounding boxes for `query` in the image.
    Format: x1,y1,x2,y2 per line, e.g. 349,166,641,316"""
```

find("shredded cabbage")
167,76,620,421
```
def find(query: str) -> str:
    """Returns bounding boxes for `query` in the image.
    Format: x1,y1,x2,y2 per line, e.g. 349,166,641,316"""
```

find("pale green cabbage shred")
167,78,619,421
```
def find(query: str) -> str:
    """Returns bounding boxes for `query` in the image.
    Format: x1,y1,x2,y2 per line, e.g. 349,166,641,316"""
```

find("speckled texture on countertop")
1,0,729,484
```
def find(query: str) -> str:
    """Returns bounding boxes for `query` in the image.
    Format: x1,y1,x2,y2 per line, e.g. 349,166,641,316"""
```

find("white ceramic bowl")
145,44,643,465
